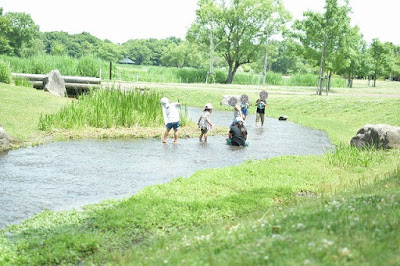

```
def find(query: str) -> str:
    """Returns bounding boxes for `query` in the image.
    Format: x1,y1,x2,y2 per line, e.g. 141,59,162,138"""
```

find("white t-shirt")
199,111,211,130
162,103,180,124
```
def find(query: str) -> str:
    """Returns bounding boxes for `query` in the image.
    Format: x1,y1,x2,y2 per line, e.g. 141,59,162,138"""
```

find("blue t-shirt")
240,102,248,115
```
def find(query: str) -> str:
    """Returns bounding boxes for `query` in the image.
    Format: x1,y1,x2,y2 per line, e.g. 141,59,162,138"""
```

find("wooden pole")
109,61,112,80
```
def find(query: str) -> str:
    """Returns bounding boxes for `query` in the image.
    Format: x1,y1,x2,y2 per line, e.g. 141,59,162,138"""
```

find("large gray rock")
220,95,241,107
0,125,10,152
350,124,400,149
43,70,67,97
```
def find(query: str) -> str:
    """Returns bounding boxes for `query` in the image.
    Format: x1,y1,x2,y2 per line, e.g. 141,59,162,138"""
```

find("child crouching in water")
198,103,213,142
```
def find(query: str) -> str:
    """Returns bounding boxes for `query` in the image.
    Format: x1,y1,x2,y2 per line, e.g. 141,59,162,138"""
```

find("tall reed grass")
1,54,347,87
115,64,347,88
0,60,11,83
38,88,189,130
0,54,109,77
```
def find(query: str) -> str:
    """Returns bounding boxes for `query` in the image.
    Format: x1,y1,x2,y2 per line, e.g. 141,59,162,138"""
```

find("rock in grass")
0,125,10,152
220,95,240,107
350,124,400,149
43,70,67,97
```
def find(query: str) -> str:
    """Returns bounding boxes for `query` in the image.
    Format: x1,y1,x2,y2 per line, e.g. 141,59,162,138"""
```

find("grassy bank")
0,83,72,147
0,82,399,264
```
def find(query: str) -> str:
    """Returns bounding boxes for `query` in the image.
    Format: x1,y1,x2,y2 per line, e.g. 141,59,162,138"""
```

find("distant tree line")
1,0,399,86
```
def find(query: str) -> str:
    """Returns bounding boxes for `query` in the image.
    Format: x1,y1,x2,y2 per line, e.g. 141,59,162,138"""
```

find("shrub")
76,56,101,77
0,61,11,84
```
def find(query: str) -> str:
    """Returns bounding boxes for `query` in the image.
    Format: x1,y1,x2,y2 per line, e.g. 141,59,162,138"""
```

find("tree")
96,40,122,62
260,1,290,84
4,11,40,56
332,26,364,88
161,42,205,68
269,38,308,74
293,0,352,94
188,0,287,84
369,39,397,86
0,8,13,55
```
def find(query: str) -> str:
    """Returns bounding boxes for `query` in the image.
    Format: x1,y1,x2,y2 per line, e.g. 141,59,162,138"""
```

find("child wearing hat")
227,116,248,146
197,103,214,142
160,97,181,143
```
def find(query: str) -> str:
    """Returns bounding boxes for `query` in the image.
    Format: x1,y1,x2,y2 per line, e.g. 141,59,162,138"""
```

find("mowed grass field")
0,79,399,265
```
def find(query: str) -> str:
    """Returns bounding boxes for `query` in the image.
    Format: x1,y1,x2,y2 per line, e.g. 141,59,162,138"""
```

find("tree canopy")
1,2,399,84
188,0,290,84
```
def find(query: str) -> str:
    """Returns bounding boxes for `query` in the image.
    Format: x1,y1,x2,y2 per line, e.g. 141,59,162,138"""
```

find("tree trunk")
347,72,351,87
373,71,376,87
262,38,269,85
349,73,353,88
327,71,332,93
317,33,327,95
209,31,214,75
226,63,239,84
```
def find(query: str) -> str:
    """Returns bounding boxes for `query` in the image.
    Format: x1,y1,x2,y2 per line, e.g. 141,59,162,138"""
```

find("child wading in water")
240,94,249,121
198,103,213,142
160,97,181,143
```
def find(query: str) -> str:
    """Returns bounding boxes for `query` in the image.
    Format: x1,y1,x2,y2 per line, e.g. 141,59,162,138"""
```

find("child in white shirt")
197,103,213,142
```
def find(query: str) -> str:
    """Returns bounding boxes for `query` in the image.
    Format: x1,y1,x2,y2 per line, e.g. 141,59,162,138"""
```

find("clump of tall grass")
38,88,189,130
0,60,11,84
115,65,207,83
326,143,384,168
76,55,102,77
13,77,33,87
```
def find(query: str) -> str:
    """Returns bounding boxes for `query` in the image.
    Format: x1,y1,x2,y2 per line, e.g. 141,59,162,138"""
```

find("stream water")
0,108,333,229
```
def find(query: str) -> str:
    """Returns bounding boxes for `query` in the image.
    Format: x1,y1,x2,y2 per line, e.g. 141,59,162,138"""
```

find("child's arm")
206,117,213,128
234,105,242,116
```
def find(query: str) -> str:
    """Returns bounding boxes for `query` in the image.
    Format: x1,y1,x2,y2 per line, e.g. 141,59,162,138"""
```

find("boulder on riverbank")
43,70,67,97
220,95,241,107
350,124,400,149
0,126,10,152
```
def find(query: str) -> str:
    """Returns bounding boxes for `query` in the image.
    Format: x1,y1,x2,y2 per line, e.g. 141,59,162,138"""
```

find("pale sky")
1,0,399,45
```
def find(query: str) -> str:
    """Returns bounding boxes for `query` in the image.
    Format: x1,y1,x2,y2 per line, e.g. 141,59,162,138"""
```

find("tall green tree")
188,0,287,84
0,8,13,55
333,26,364,88
161,42,205,68
293,0,352,94
4,11,40,56
260,1,291,84
269,38,308,74
96,40,123,62
369,39,398,86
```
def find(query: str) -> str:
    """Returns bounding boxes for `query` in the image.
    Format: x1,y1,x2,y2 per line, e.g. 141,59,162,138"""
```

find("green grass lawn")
0,83,71,146
0,81,399,265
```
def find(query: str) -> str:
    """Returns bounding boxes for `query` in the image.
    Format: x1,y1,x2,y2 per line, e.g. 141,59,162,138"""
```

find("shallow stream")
0,108,333,228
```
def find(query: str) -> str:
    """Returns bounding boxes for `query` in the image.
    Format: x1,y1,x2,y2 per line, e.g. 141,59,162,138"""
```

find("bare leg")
173,129,179,143
163,128,171,143
255,113,259,127
204,134,208,142
199,133,203,142
261,114,265,126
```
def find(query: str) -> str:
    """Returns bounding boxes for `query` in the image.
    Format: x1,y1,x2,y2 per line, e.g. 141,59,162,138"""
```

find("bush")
0,61,11,84
76,56,101,77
